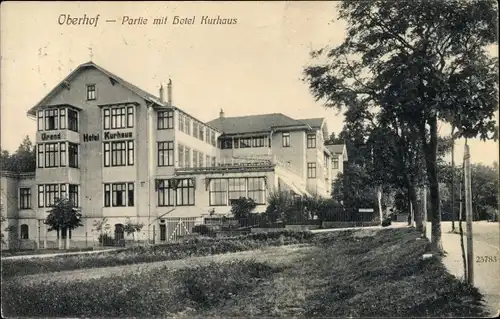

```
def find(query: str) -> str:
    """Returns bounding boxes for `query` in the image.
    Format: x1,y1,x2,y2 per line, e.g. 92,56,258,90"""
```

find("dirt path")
15,244,314,285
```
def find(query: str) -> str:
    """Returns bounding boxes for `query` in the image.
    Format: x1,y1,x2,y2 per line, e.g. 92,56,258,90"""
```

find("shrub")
231,197,257,221
98,233,114,246
192,225,216,237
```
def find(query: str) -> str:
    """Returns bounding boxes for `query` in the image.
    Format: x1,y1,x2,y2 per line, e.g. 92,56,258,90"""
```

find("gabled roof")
325,144,348,161
207,113,324,135
297,118,324,129
27,61,167,116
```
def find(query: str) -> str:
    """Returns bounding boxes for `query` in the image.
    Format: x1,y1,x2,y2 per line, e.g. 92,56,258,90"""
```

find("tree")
0,136,36,173
44,198,83,249
304,1,498,251
231,197,257,225
123,218,145,242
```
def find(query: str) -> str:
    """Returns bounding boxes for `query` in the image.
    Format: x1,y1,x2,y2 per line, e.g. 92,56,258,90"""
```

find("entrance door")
160,224,166,241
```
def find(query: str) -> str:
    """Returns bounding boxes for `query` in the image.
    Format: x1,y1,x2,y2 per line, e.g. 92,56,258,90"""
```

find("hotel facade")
1,61,347,248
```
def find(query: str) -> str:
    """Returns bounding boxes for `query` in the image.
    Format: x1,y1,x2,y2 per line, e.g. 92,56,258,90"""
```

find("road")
426,221,500,316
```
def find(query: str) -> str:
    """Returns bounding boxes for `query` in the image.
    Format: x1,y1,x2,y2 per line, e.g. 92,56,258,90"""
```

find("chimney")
167,78,172,106
159,83,165,103
219,108,225,118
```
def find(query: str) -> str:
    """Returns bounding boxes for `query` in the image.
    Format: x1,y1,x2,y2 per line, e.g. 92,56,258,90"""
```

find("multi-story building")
0,61,347,248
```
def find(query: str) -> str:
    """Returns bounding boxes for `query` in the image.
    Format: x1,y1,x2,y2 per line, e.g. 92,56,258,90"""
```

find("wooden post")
464,143,474,285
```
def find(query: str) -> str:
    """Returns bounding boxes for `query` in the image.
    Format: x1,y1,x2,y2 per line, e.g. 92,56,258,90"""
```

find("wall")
271,130,306,179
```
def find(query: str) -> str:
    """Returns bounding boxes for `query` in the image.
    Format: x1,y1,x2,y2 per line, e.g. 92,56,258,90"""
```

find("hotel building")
0,61,347,248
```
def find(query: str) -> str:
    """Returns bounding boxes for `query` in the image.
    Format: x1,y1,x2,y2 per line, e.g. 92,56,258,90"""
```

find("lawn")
2,228,488,317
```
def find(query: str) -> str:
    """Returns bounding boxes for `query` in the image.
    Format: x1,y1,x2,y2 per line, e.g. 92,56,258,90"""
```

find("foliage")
98,233,114,246
0,136,36,173
304,0,498,249
177,260,280,310
92,217,111,234
265,191,295,222
1,230,314,278
2,229,487,318
123,218,145,239
44,198,83,233
230,197,257,221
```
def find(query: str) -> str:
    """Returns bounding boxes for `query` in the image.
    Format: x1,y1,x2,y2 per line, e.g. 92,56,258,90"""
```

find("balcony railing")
175,155,301,176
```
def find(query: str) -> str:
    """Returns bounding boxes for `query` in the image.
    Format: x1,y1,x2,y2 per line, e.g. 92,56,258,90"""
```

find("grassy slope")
2,228,488,317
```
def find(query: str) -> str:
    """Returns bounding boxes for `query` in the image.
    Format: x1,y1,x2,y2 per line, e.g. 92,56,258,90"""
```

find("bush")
1,230,314,278
98,233,114,246
192,225,216,237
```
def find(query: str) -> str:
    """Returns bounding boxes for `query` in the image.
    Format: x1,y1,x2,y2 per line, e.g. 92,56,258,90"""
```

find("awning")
278,177,312,197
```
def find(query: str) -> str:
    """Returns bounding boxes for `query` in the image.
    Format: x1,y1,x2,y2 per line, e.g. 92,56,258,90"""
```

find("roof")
207,113,324,135
325,144,348,160
27,61,167,117
297,118,324,129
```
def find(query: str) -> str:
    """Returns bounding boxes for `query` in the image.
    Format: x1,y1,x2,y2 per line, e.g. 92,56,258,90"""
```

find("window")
247,177,266,204
45,143,59,168
239,138,252,148
128,183,134,206
104,182,135,207
103,109,110,130
209,177,267,206
59,108,66,130
37,145,44,168
20,224,29,239
211,131,216,146
103,142,110,167
111,141,126,166
199,152,204,167
324,154,329,169
233,138,239,149
199,125,204,141
127,141,134,166
158,141,174,166
69,143,79,168
158,110,174,129
206,155,211,167
221,139,233,149
307,134,316,148
228,178,246,203
37,111,43,131
282,132,290,147
110,107,126,129
60,184,67,199
157,178,195,206
193,150,199,167
178,144,185,167
178,113,184,132
86,84,96,100
127,106,134,128
104,141,134,167
253,137,265,147
209,179,227,206
59,142,67,167
184,116,191,135
44,184,60,207
184,146,191,168
212,157,216,166
307,163,317,178
193,122,199,138
69,184,79,207
68,109,79,132
176,179,195,206
157,180,176,206
19,188,32,209
333,157,339,169
44,109,59,131
38,185,44,207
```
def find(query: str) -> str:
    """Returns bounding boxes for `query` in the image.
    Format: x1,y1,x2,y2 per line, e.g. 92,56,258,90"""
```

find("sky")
1,1,498,166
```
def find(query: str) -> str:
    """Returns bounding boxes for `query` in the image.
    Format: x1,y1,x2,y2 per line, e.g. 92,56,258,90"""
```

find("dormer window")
86,84,96,101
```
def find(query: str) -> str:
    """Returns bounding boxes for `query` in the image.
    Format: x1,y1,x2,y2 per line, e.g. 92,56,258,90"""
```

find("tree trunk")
65,228,70,249
423,116,443,252
58,231,63,250
377,186,383,223
410,184,422,232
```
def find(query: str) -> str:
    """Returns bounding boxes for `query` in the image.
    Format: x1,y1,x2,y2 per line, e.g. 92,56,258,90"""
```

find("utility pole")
464,142,474,285
451,125,456,232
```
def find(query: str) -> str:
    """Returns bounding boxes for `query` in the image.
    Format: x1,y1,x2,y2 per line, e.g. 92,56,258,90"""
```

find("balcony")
175,155,300,176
